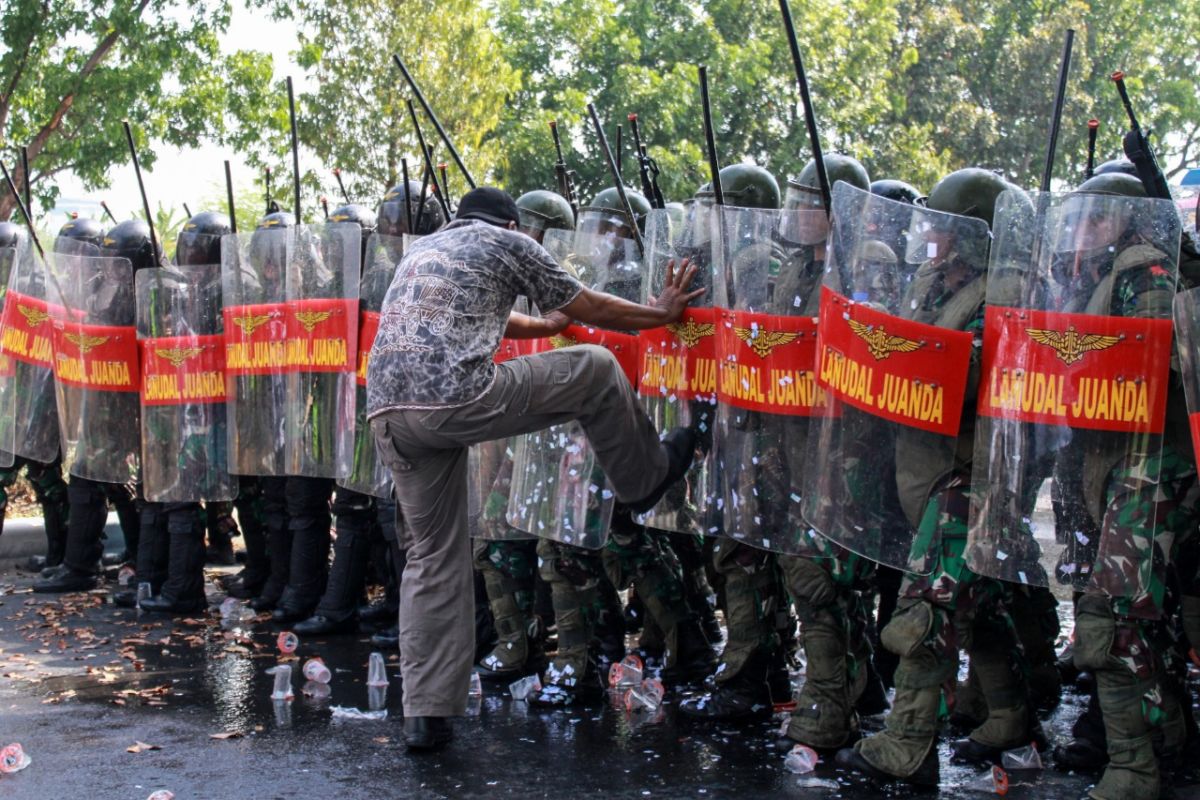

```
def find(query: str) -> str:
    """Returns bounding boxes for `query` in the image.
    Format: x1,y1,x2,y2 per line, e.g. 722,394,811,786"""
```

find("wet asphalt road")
2,564,1200,800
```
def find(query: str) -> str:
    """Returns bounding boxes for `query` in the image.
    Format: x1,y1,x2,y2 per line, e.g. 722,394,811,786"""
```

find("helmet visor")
780,183,828,245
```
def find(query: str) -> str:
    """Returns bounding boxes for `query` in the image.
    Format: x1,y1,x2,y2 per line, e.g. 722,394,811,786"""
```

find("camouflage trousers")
857,477,1030,777
0,456,69,565
711,539,787,686
1072,448,1200,799
538,518,693,682
779,549,874,748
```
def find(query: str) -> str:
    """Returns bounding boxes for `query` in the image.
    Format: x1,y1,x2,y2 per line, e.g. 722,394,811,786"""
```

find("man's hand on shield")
652,258,704,323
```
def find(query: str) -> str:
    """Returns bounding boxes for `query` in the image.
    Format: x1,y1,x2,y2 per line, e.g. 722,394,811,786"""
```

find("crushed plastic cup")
219,597,253,622
966,765,1009,795
608,654,644,689
795,776,840,790
1000,743,1042,771
623,677,664,712
276,631,299,655
330,705,387,721
117,565,136,587
467,671,483,699
366,652,388,687
508,673,542,701
301,680,331,700
146,792,175,800
0,742,31,774
302,657,331,684
783,744,819,775
267,664,294,700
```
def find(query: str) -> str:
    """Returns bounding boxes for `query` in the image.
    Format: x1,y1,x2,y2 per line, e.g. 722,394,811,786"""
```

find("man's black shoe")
33,566,97,593
272,605,313,625
624,427,696,515
403,716,452,751
678,681,773,722
250,594,278,612
294,614,359,636
139,595,208,615
372,624,400,650
113,590,138,609
358,601,398,626
836,745,939,788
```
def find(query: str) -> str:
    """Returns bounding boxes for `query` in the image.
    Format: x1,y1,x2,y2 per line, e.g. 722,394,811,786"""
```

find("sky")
48,3,300,227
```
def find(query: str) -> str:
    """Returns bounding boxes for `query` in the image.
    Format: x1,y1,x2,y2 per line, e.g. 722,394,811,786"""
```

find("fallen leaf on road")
126,741,161,753
209,732,242,740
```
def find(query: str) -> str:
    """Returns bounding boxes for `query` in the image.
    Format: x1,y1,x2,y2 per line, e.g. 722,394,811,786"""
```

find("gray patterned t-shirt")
366,219,583,413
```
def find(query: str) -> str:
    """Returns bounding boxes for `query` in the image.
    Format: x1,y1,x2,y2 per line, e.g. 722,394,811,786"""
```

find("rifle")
406,99,452,221
628,114,665,209
586,102,644,256
1040,29,1075,193
100,201,118,224
392,53,476,189
1112,71,1173,200
549,120,578,219
778,0,830,217
333,167,350,204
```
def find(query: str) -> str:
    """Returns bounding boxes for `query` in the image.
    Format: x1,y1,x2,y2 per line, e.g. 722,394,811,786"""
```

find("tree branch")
0,0,51,131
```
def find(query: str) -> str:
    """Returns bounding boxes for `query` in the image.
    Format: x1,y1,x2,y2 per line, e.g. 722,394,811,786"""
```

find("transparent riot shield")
136,261,234,502
469,297,535,541
506,218,642,548
338,232,401,498
635,207,714,533
1176,287,1200,459
46,244,139,483
285,223,360,478
801,182,988,572
221,228,290,476
710,204,836,553
967,190,1181,592
0,238,53,464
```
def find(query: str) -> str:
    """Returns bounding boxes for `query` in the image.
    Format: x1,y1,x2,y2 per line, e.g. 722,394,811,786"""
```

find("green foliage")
0,0,282,221
134,202,188,260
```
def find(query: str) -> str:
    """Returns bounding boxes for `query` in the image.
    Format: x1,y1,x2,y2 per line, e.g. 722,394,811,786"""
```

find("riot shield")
0,239,54,464
46,244,139,483
710,204,835,553
338,232,401,498
284,223,360,478
1176,287,1200,458
505,220,642,548
635,207,714,533
966,190,1180,592
802,182,988,572
136,260,234,502
221,229,290,476
468,297,535,541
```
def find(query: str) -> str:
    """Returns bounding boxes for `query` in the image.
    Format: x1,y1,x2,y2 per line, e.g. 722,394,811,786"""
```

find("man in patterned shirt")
366,186,702,750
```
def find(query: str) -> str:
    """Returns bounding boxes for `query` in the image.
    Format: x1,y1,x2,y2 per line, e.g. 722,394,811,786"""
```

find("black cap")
455,186,520,227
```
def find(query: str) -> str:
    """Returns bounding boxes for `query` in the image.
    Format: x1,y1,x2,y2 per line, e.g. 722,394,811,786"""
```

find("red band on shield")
356,310,380,387
494,338,526,364
529,324,640,386
0,291,56,368
286,297,358,373
51,320,139,392
638,307,718,402
715,307,830,416
815,287,973,435
139,334,226,406
1190,414,1200,463
978,307,1172,434
223,302,289,376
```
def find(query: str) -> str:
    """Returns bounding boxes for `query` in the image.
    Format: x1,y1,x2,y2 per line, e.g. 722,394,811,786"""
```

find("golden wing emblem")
733,326,800,358
294,309,333,333
64,331,109,354
847,318,924,361
549,333,577,350
666,319,716,349
155,346,203,368
17,304,49,327
232,313,271,336
1026,325,1120,366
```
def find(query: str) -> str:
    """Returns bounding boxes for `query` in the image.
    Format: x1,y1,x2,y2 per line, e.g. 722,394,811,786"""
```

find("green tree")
0,0,283,221
254,0,519,216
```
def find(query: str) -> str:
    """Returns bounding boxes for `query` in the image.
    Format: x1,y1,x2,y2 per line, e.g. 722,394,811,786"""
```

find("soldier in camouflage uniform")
529,187,717,706
1057,172,1200,800
839,169,1043,786
472,189,575,681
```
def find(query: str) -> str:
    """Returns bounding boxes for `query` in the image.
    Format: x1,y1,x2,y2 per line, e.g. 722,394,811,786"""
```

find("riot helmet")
101,219,160,272
175,211,231,266
578,186,651,239
515,190,574,243
908,167,1017,268
697,164,781,210
782,154,870,245
249,211,294,292
54,217,105,255
1092,158,1138,178
1055,172,1147,257
378,180,445,238
870,179,925,205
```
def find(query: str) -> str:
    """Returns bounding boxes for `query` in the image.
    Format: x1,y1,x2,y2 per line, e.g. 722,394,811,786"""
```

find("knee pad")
881,601,935,659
